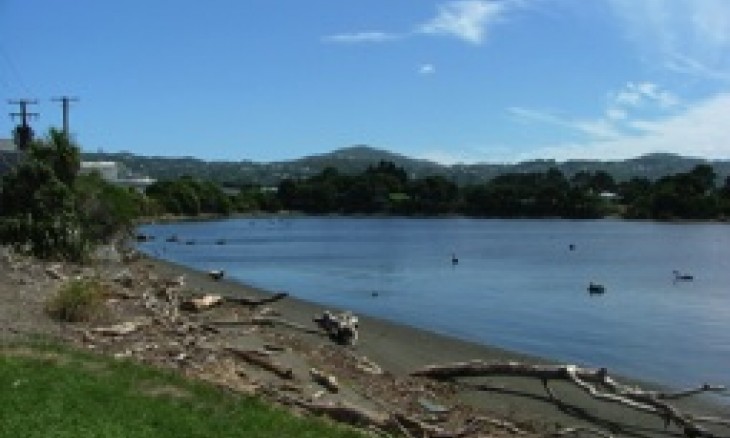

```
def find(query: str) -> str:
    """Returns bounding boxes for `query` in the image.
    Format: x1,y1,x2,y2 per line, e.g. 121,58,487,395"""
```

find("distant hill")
81,146,730,187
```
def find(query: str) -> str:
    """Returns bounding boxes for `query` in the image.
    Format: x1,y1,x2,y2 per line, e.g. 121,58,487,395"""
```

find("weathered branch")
411,361,729,438
554,426,614,438
225,292,288,307
411,361,609,384
206,316,323,335
658,384,727,400
310,368,339,393
180,294,223,312
225,347,294,380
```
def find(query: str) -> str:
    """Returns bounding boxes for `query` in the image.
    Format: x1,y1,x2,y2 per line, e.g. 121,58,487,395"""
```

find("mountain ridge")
81,145,730,186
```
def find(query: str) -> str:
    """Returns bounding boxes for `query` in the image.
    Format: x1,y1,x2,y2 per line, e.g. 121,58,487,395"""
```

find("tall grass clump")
46,278,106,322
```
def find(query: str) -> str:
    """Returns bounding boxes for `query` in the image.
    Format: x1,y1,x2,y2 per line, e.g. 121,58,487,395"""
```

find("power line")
0,44,32,95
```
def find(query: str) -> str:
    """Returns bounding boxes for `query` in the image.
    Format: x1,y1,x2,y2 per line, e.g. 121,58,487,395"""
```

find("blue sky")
1,0,730,164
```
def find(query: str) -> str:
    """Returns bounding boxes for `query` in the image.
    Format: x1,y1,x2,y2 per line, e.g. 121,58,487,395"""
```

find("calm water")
137,218,730,391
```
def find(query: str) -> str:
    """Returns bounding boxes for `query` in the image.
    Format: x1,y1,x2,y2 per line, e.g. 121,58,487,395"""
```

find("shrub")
46,279,106,322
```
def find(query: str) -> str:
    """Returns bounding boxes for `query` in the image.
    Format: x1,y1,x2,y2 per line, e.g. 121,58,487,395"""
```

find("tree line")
274,160,730,220
2,136,728,263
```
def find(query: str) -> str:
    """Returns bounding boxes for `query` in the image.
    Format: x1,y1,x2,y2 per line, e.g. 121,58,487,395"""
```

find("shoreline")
142,253,729,433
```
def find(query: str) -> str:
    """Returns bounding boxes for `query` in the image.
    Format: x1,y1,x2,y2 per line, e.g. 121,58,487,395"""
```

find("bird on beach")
208,270,225,281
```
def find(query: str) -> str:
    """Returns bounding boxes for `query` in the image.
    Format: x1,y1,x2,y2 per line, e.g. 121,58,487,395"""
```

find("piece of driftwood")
164,275,186,289
93,320,148,336
555,426,614,438
206,316,323,335
180,294,223,312
225,347,294,380
45,264,66,280
301,400,391,429
354,355,383,375
314,310,359,345
411,361,729,438
310,368,339,393
225,292,288,307
468,416,526,435
274,392,469,438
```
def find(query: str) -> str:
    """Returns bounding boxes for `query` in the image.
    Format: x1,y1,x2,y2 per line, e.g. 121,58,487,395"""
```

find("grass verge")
0,340,365,438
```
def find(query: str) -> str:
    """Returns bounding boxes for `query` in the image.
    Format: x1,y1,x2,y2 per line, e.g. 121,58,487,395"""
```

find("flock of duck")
140,232,695,297
450,244,694,297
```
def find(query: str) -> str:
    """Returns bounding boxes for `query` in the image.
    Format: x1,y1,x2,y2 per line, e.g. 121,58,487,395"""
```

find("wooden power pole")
52,96,79,137
8,98,39,150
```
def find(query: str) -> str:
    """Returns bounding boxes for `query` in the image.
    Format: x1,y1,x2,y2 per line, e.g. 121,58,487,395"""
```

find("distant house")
599,191,620,202
80,161,120,181
0,138,20,177
80,161,156,192
0,138,16,152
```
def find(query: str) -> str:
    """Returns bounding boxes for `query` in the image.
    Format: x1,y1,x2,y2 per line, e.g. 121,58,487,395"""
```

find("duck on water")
588,282,605,294
673,270,694,281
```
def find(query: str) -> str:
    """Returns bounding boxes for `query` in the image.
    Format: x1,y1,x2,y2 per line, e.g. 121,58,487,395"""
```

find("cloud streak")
323,0,520,46
417,0,505,45
607,0,730,81
321,31,399,44
418,63,436,75
513,93,730,161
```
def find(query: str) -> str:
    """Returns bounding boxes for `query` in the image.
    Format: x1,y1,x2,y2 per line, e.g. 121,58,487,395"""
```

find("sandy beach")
1,246,727,437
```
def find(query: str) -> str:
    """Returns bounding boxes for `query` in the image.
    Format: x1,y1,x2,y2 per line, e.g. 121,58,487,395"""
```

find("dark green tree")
0,129,88,260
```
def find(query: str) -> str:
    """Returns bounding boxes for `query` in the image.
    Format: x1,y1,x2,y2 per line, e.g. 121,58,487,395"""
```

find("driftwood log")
225,347,294,380
412,361,729,438
205,316,323,335
314,310,359,345
92,320,149,336
180,294,223,312
225,292,288,307
310,368,339,393
280,396,474,438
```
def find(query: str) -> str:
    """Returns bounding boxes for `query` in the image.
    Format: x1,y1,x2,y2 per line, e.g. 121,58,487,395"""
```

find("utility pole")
8,99,39,150
52,96,78,137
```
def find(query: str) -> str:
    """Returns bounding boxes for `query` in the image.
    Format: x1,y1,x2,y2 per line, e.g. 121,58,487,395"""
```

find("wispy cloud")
605,82,679,123
417,0,505,45
323,0,524,46
322,31,400,44
505,80,716,161
607,0,730,81
509,82,679,138
512,93,730,161
665,52,730,82
508,107,622,140
418,63,436,75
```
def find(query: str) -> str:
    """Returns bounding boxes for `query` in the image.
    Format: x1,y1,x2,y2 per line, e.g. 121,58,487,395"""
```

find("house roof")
0,139,16,152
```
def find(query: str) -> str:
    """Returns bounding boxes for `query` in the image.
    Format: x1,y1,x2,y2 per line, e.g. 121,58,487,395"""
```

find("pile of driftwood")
71,264,730,438
314,310,359,345
412,361,729,438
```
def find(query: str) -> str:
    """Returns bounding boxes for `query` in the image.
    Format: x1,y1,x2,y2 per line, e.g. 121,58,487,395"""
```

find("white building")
0,139,16,152
80,161,155,191
80,161,119,181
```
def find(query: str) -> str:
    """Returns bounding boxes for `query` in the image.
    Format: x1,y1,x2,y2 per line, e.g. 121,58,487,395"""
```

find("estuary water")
137,217,730,391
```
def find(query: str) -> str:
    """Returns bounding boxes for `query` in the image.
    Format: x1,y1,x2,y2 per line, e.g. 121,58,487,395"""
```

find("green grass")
0,341,366,438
